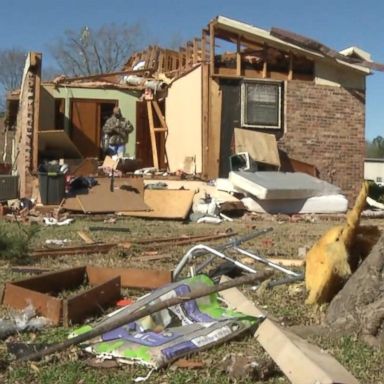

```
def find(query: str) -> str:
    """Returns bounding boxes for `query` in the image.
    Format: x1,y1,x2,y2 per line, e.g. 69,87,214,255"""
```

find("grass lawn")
0,214,383,383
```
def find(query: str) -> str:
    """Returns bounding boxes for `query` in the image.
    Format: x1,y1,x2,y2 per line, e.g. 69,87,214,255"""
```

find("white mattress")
229,171,341,200
242,194,348,214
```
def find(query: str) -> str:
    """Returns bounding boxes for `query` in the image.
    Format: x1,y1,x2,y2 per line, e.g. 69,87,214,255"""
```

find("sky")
1,0,383,140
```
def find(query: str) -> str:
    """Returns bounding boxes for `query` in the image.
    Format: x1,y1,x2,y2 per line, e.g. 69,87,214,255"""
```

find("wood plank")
63,276,121,327
76,180,149,213
31,244,115,257
219,277,359,384
119,189,195,219
206,79,222,178
77,231,95,244
32,53,42,173
209,23,215,75
86,266,172,290
201,30,207,63
152,101,168,132
236,36,241,76
201,63,209,178
234,128,280,167
12,267,86,293
2,283,62,325
147,101,159,169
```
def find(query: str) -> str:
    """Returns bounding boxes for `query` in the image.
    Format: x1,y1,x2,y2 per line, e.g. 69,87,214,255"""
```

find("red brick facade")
279,80,365,205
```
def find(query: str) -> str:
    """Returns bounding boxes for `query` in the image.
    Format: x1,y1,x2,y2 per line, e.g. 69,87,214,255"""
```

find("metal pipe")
122,75,166,92
194,227,273,274
233,247,301,277
173,244,257,280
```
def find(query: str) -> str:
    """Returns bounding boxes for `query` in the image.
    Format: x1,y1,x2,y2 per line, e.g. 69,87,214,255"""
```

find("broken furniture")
2,266,172,326
172,228,300,280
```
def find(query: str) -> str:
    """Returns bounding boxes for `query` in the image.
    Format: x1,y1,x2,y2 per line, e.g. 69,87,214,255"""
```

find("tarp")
70,275,262,368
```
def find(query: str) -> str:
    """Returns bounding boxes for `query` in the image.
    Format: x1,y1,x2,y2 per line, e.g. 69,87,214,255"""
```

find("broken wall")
40,85,139,157
14,52,41,197
280,80,365,204
165,66,202,173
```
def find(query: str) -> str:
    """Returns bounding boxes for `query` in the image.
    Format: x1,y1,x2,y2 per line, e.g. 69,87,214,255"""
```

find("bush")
0,223,39,264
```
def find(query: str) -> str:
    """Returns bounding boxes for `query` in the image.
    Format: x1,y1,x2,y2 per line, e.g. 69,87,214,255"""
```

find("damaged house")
9,16,376,203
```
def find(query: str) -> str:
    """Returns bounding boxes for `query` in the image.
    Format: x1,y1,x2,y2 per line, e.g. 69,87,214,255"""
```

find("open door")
71,99,116,158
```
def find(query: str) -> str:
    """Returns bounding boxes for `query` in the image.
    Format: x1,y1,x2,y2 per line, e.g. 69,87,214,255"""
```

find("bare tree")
0,48,26,111
49,23,144,77
366,136,384,158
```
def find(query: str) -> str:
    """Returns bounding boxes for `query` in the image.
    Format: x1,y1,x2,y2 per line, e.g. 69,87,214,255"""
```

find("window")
241,80,283,129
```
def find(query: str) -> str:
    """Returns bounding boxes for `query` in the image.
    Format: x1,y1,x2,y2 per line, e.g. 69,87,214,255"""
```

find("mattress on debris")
228,171,341,200
242,194,348,214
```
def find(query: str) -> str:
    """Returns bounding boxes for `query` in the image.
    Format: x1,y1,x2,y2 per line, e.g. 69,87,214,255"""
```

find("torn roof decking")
210,16,372,74
122,15,376,81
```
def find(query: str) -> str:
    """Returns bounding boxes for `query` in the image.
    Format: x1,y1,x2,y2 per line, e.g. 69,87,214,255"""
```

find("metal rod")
173,244,257,280
194,227,273,275
234,247,301,277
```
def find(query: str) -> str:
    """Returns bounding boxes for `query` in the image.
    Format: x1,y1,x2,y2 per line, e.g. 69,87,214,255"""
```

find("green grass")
0,215,382,383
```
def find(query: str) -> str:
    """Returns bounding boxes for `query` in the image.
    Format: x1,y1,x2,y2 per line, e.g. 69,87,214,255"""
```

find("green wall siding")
41,84,139,157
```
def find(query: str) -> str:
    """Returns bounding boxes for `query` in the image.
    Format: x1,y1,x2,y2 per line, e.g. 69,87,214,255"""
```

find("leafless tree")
49,23,144,77
0,48,26,111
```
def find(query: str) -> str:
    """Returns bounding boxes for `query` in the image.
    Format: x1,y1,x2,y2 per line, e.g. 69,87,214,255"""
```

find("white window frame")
240,80,283,129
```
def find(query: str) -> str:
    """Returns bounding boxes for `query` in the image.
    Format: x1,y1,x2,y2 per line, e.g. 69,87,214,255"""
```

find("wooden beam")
63,276,121,327
288,51,294,80
201,63,210,178
236,35,242,77
32,53,42,174
262,44,268,78
209,23,215,75
86,266,172,290
193,38,199,64
146,101,159,169
201,30,207,63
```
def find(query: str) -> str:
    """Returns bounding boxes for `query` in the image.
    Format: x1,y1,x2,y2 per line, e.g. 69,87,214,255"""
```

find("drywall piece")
219,276,359,384
2,267,121,326
86,266,172,290
234,128,280,167
255,320,359,384
38,130,82,159
242,194,348,214
119,189,195,219
229,171,341,200
143,179,241,207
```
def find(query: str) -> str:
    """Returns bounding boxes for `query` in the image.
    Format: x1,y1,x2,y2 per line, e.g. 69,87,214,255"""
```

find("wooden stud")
288,51,294,80
193,38,199,64
146,101,159,169
201,63,210,178
236,35,242,77
201,29,207,63
262,44,268,78
209,23,215,75
32,53,42,174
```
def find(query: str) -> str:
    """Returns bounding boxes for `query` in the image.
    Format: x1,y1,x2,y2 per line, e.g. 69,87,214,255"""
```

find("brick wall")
279,81,365,205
